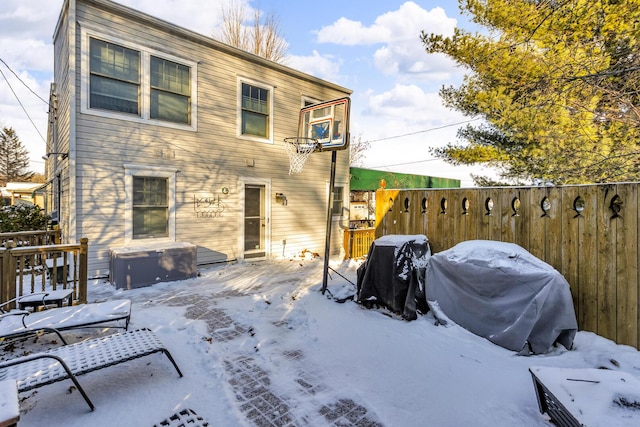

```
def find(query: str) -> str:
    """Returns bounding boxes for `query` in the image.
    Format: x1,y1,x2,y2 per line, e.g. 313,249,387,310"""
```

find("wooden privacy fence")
0,238,88,308
375,183,639,350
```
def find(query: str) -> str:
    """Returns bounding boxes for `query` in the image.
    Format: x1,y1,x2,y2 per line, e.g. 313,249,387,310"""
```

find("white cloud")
316,3,454,45
117,0,225,37
315,17,391,45
316,2,458,78
363,83,463,126
285,51,343,83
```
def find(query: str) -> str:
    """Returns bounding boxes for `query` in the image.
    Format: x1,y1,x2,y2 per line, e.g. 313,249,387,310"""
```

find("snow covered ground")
3,258,640,426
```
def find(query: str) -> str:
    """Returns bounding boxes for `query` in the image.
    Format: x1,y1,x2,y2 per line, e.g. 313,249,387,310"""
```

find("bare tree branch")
213,1,287,63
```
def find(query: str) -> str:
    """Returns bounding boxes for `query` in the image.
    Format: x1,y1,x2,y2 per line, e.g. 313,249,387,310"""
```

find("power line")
364,117,481,144
369,158,442,169
0,66,47,143
364,117,482,169
0,58,50,106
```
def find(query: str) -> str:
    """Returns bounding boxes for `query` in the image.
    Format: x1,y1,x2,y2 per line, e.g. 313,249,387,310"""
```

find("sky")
0,0,494,186
2,254,640,426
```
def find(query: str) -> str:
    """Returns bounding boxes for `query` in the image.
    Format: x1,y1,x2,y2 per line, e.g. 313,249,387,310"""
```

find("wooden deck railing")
0,238,88,309
344,228,376,259
0,230,61,247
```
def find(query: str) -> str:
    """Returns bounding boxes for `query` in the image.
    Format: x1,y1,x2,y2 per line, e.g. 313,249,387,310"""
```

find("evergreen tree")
0,127,34,185
422,0,640,185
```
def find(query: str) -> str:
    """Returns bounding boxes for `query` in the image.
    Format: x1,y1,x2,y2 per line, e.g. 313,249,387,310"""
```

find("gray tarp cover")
426,240,577,354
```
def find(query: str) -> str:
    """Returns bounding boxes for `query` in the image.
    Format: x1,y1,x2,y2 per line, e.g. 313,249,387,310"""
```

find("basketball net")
284,137,318,174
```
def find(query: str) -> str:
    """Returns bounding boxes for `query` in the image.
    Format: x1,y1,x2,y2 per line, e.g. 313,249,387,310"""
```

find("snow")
2,258,640,426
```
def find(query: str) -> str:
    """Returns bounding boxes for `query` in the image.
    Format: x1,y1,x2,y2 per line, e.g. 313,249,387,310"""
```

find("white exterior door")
239,178,271,260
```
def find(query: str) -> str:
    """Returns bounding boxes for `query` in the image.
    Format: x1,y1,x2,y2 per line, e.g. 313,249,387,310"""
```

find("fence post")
1,241,17,308
78,238,89,303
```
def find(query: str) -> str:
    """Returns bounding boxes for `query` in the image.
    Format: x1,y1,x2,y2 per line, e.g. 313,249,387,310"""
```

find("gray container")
110,242,197,289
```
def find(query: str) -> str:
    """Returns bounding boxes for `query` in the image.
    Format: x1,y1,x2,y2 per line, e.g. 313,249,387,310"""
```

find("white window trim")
237,76,274,144
301,96,321,107
80,26,198,131
237,177,272,261
124,164,178,244
327,181,348,218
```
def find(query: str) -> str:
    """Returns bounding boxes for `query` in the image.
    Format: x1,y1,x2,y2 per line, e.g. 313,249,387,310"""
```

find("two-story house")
43,0,352,282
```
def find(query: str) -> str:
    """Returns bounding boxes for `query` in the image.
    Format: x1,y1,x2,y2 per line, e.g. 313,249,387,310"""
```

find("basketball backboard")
298,97,350,151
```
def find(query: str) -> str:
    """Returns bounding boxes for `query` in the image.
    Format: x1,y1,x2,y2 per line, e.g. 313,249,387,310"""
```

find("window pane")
89,38,140,114
90,38,140,83
132,177,168,238
151,90,190,124
332,187,343,215
150,57,191,124
151,57,190,95
242,111,268,137
241,83,269,137
90,75,139,114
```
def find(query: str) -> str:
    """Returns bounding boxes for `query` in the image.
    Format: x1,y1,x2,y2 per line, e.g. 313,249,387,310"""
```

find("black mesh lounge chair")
0,328,182,411
0,299,131,344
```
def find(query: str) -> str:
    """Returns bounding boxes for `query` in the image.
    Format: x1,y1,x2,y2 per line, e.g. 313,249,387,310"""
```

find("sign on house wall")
193,193,226,219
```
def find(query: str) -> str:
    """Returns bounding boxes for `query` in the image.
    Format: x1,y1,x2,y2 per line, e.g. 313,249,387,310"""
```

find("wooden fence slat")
561,186,581,320
579,187,599,334
597,185,618,342
545,187,563,273
452,191,466,245
528,187,547,261
616,184,638,347
427,192,441,252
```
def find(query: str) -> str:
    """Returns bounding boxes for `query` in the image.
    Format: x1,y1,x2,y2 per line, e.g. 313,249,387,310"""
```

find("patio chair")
0,299,131,345
0,328,183,411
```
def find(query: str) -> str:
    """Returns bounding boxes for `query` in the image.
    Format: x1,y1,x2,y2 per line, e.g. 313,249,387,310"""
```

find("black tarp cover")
425,240,577,354
356,235,430,320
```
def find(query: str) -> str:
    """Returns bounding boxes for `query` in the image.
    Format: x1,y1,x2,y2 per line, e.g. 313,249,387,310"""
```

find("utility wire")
0,66,47,143
0,58,50,106
365,117,481,144
369,158,443,169
365,117,482,169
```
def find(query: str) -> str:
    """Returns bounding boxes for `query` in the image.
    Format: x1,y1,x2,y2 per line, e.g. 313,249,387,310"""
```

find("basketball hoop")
284,137,319,174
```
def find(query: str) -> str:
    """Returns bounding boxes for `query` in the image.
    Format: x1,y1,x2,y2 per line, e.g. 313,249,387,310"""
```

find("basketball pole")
321,150,337,295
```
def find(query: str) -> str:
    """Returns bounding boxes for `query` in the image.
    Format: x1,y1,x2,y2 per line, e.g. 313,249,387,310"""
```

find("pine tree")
0,127,34,185
421,0,640,185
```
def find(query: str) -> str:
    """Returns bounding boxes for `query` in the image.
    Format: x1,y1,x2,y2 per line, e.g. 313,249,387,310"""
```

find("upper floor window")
241,83,269,138
81,29,197,130
237,78,273,142
150,57,191,124
89,38,140,114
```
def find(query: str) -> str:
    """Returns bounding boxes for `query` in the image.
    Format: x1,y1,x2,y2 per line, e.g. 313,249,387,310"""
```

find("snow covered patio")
2,259,640,426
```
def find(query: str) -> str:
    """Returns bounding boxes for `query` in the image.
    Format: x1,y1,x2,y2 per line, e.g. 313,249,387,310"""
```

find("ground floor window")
332,186,344,216
124,164,177,243
133,176,168,238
